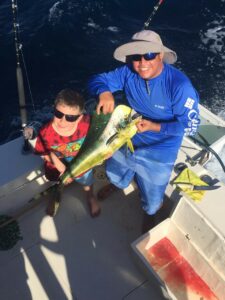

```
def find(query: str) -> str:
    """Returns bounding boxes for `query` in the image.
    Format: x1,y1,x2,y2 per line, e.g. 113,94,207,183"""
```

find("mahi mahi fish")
60,104,141,184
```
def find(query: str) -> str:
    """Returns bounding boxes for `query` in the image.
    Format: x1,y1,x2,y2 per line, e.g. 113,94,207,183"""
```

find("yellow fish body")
60,105,141,184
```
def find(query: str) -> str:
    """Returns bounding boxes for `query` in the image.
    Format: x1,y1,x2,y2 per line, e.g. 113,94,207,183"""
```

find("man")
88,30,200,232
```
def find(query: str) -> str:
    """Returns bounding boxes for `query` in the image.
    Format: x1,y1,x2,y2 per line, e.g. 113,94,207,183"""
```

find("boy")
34,88,101,217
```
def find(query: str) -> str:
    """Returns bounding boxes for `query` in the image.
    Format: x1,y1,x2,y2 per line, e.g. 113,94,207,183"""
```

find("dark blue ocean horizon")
1,0,225,144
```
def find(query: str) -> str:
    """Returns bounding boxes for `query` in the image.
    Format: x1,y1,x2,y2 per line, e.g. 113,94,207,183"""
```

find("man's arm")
161,83,200,136
136,83,200,136
88,66,128,114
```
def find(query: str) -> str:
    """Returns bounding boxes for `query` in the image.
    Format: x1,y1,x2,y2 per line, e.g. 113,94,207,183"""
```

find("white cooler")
131,196,225,300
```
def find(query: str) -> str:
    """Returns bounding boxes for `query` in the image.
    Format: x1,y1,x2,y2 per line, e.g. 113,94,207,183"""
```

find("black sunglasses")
54,108,81,122
128,52,159,62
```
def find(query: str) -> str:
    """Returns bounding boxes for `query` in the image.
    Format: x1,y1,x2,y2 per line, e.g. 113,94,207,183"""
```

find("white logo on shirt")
154,104,165,109
184,97,195,109
184,109,200,136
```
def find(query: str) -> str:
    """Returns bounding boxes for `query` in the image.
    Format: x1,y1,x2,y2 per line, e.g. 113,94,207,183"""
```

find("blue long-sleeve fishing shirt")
88,63,200,162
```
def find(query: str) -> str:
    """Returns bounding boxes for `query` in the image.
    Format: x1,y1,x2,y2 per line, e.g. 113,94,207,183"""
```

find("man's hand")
96,91,115,115
136,119,161,133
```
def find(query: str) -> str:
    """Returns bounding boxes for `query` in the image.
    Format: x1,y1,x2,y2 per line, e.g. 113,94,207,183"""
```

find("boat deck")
1,123,225,299
0,165,170,300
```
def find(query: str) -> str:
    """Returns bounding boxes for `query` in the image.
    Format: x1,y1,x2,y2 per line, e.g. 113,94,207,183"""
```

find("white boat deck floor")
0,166,169,300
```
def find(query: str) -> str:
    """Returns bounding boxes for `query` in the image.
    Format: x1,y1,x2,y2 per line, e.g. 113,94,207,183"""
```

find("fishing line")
143,0,165,29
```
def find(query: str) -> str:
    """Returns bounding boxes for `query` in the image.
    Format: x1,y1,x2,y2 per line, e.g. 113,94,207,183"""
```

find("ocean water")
0,0,225,143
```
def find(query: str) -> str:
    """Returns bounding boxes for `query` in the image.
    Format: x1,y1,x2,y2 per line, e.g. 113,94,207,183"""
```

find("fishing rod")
143,0,165,29
12,0,27,128
11,0,34,153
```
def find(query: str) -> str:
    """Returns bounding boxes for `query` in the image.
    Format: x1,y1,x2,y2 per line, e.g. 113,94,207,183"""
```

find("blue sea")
1,0,225,144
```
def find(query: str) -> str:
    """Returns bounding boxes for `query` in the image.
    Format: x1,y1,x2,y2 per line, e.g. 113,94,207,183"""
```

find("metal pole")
12,0,27,127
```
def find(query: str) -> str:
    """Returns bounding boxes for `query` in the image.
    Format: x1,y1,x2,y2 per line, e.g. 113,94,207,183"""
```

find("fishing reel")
22,121,42,154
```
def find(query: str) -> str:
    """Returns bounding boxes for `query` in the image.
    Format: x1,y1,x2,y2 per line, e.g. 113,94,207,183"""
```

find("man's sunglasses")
128,52,159,62
54,108,81,122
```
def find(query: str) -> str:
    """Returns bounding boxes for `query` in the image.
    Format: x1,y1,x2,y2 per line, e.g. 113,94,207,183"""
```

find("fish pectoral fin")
126,139,134,153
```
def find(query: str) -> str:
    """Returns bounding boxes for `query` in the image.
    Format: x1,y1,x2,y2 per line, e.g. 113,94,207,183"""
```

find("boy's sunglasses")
54,108,81,122
128,52,159,62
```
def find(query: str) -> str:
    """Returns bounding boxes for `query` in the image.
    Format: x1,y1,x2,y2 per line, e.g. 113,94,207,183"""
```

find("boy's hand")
23,126,34,140
63,178,73,185
23,121,43,140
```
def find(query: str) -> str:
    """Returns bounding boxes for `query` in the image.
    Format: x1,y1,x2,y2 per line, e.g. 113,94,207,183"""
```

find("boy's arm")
42,152,66,175
34,125,66,175
23,117,53,141
23,121,44,140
